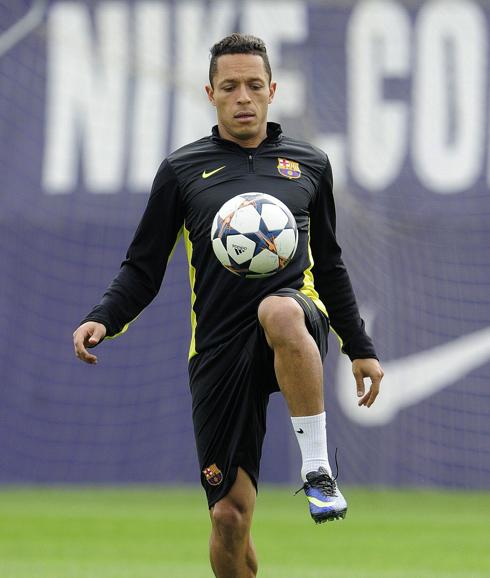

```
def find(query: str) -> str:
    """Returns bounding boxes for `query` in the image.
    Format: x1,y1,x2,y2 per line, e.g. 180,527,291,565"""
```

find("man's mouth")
234,111,255,121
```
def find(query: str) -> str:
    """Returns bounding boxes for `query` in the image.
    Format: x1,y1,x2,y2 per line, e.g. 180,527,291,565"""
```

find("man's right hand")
73,322,107,364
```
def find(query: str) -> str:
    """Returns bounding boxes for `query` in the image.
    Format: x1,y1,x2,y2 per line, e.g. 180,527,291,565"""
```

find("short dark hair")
209,33,272,87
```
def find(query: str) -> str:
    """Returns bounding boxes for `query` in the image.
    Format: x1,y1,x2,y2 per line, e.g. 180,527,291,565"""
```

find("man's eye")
223,86,234,92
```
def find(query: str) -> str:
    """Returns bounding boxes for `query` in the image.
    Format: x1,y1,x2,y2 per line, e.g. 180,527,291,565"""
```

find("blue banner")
1,0,489,487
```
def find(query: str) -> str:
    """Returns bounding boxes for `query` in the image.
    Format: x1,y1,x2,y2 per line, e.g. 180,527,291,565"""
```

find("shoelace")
294,448,340,496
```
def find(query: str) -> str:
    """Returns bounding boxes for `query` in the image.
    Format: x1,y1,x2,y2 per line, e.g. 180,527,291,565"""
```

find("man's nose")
236,85,251,103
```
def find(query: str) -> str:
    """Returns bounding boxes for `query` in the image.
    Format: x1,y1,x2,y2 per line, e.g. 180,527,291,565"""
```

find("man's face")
206,54,276,147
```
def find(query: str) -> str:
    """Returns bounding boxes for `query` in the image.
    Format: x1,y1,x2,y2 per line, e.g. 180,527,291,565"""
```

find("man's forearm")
81,262,160,337
314,262,377,360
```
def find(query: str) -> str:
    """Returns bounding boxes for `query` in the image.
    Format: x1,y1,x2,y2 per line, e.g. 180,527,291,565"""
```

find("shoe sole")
312,509,347,524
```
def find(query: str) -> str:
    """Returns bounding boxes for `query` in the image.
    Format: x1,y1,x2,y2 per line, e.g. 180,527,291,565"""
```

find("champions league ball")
211,192,298,278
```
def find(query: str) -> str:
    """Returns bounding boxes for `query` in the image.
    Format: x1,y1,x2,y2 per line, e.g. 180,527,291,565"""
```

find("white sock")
291,411,331,481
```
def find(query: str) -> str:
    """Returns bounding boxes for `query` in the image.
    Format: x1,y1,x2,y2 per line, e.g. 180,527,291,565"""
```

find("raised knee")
212,501,250,539
258,296,304,344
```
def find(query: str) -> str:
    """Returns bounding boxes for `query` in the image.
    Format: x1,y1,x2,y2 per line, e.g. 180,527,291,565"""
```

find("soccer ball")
210,192,298,278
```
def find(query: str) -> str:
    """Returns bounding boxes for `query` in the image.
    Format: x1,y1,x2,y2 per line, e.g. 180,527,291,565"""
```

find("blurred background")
1,0,489,494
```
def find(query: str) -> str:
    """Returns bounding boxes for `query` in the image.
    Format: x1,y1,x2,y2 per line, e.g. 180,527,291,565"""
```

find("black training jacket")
82,123,377,361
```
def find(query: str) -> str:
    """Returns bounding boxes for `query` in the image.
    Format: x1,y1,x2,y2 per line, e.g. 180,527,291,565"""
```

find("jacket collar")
211,122,283,147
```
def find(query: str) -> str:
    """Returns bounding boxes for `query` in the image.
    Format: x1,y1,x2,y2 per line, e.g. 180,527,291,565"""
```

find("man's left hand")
352,358,384,408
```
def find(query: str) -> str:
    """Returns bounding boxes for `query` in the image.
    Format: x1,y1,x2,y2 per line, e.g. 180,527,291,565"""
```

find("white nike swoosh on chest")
335,314,490,427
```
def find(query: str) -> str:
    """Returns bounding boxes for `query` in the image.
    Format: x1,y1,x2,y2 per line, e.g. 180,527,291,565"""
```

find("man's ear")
205,84,216,106
268,82,277,104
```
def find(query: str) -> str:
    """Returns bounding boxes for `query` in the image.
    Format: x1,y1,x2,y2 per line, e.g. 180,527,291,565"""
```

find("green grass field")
0,486,489,578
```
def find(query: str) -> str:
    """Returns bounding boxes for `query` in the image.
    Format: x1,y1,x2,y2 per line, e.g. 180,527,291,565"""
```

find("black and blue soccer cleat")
296,467,347,524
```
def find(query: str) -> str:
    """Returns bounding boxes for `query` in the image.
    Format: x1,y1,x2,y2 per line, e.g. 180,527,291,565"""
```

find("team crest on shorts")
277,158,301,179
203,463,223,486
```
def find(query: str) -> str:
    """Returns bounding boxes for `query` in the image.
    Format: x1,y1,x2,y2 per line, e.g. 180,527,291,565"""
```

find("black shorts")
188,288,329,508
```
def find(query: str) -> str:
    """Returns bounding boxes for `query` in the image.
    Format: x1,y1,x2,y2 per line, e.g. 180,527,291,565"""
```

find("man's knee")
211,499,252,541
258,296,305,345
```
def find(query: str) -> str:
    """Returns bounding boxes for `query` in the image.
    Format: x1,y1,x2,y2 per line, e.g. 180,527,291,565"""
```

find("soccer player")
73,34,384,578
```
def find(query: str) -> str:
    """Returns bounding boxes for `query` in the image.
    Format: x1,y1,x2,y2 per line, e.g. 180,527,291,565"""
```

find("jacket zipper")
248,154,254,173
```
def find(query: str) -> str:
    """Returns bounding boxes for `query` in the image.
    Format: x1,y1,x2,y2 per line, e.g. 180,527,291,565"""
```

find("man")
73,33,384,578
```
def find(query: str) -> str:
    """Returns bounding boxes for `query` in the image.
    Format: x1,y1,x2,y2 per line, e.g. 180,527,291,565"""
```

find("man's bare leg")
257,294,335,482
256,294,352,525
209,467,258,578
258,296,324,416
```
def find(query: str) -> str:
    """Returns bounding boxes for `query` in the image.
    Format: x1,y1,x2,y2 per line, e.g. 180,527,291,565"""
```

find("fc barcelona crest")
203,463,223,486
277,158,301,179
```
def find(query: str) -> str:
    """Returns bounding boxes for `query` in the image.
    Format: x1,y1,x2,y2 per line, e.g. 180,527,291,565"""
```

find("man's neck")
217,125,267,148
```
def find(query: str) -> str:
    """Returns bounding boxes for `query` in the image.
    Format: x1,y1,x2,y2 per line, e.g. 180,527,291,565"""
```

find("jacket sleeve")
309,158,377,360
81,159,184,337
